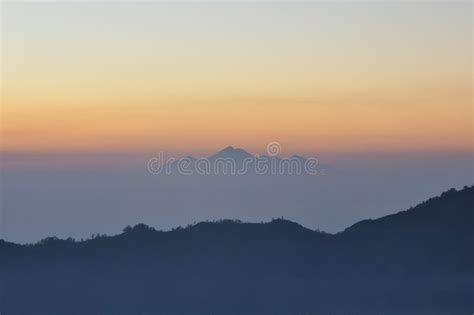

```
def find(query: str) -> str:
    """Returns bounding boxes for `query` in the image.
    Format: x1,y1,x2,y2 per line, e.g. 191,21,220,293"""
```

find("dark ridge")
0,186,472,314
343,185,474,235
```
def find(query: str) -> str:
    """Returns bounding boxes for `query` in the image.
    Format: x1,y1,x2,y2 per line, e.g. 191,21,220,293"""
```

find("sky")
2,2,472,154
0,2,473,243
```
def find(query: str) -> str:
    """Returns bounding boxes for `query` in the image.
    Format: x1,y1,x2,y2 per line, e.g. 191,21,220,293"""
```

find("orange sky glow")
1,2,472,155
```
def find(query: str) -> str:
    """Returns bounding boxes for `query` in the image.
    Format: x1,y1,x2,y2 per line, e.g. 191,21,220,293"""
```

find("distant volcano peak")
208,146,253,160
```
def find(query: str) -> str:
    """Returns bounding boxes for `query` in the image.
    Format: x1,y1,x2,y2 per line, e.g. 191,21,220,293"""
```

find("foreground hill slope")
1,186,473,314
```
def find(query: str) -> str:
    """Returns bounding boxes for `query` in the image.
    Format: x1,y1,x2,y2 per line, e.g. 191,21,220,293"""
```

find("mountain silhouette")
163,146,328,175
207,145,253,161
1,186,472,314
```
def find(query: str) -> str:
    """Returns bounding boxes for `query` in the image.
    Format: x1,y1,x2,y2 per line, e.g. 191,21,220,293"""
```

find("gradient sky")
2,2,472,155
1,2,473,243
